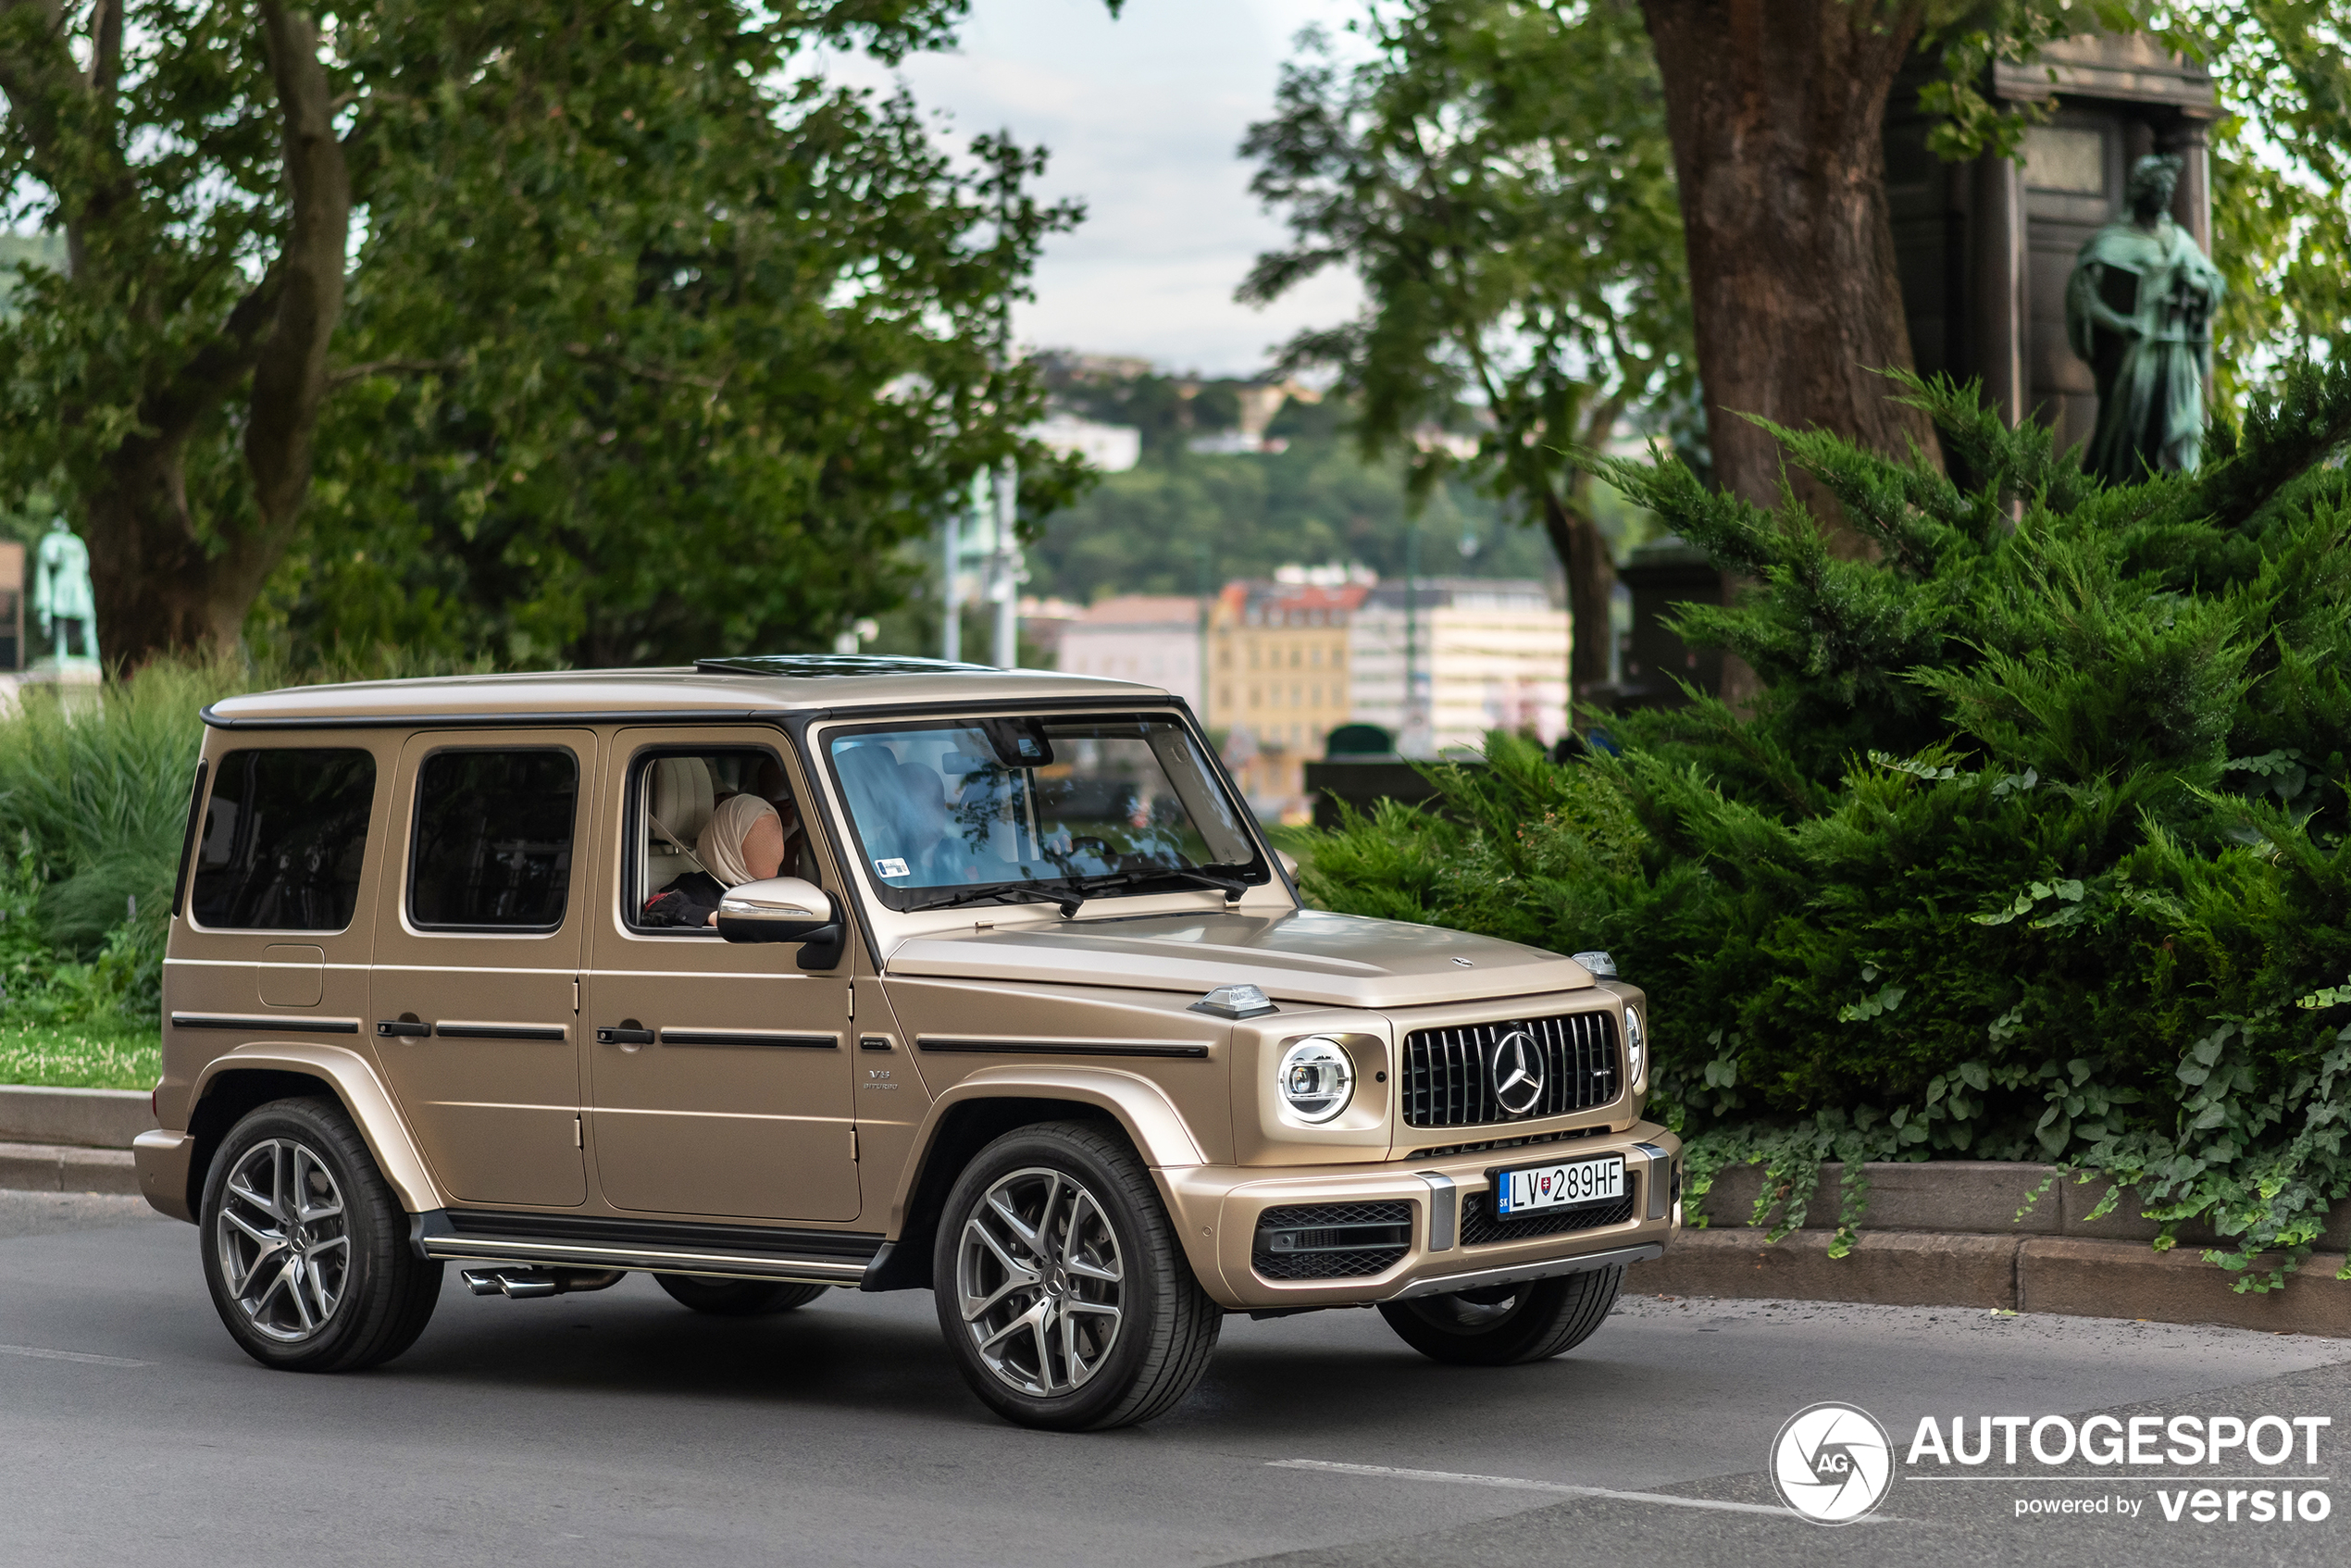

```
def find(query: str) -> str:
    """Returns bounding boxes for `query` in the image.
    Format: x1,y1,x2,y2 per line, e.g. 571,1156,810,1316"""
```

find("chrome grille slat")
1401,1010,1623,1129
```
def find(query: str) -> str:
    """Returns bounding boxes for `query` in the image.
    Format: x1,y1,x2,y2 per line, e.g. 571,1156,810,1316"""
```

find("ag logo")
1770,1401,1893,1524
1486,1027,1545,1116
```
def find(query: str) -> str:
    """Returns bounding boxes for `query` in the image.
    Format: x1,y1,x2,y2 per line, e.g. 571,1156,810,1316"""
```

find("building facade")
1204,579,1371,818
1053,594,1205,713
1349,579,1569,756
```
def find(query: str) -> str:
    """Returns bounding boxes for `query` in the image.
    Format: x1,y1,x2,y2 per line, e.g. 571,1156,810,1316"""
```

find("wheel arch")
862,1066,1203,1292
185,1047,442,1221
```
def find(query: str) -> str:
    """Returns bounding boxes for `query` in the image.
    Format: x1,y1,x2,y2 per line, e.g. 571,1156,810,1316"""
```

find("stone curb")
0,1085,155,1150
0,1139,142,1196
1628,1226,2351,1338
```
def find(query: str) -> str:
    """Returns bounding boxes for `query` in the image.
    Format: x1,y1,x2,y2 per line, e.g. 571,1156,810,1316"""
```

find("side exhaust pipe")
461,1267,627,1299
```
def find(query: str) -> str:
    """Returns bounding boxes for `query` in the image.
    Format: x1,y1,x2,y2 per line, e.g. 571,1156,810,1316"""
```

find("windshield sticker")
875,858,911,879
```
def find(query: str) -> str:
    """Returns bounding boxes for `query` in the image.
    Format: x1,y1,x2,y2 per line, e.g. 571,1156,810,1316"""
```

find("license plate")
1493,1154,1625,1216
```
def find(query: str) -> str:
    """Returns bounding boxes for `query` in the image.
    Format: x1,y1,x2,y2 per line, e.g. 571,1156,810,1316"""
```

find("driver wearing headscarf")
642,792,784,928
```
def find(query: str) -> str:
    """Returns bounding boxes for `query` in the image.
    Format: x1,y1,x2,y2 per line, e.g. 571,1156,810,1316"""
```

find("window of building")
191,749,377,932
408,749,579,931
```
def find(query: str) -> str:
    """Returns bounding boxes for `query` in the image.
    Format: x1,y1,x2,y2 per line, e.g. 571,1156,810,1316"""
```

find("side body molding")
186,1043,444,1217
889,1064,1205,1234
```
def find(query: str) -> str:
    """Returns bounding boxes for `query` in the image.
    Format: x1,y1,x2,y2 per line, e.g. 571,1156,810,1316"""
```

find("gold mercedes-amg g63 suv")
136,656,1680,1429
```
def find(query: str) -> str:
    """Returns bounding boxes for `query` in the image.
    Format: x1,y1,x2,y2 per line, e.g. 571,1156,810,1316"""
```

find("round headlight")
1623,1006,1646,1082
1277,1037,1354,1123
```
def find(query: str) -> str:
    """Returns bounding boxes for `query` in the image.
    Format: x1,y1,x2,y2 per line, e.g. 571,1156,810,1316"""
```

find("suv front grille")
1402,1011,1622,1128
1459,1183,1637,1247
1252,1201,1412,1281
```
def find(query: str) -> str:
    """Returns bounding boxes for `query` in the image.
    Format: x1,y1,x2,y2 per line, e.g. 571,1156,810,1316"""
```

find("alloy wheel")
954,1165,1126,1397
213,1137,351,1344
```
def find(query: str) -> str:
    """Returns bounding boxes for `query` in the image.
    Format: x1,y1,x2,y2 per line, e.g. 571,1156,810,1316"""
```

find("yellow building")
1205,579,1369,817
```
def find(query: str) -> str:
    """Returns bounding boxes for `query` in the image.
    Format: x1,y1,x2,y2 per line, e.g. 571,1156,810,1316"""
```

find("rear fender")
187,1045,442,1216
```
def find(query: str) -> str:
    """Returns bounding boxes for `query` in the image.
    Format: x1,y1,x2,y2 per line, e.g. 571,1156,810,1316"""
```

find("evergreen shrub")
1298,367,2351,1287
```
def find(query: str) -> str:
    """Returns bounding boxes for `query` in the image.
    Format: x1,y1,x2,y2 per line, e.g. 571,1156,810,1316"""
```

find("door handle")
376,1019,432,1039
595,1025,655,1045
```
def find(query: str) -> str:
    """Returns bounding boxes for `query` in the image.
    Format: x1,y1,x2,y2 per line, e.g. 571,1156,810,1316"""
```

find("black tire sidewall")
1378,1266,1622,1366
931,1122,1184,1430
654,1275,829,1316
198,1097,429,1373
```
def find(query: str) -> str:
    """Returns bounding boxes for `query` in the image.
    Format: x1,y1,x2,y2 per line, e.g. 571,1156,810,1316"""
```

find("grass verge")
0,1023,163,1090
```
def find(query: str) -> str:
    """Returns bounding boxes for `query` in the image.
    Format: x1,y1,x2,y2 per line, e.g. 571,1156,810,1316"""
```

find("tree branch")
566,342,728,393
329,356,461,389
243,0,353,538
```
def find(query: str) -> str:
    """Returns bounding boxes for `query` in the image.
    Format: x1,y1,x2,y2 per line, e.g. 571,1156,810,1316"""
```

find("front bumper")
1163,1122,1681,1312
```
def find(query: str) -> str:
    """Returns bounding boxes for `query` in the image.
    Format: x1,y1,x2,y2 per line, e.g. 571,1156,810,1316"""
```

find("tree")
0,2,1074,668
1241,1,1690,702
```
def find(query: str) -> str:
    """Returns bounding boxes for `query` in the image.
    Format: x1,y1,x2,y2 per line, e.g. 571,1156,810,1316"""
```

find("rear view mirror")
715,877,844,968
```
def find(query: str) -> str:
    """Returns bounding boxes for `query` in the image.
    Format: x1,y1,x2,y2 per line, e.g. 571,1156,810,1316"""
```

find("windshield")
826,714,1267,909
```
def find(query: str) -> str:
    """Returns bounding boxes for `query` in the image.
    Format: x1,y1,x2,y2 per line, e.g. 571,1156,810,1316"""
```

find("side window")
408,750,579,931
628,747,815,933
191,749,377,932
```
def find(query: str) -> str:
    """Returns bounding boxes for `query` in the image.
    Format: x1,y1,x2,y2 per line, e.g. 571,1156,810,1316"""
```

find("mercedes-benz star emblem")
1487,1027,1545,1116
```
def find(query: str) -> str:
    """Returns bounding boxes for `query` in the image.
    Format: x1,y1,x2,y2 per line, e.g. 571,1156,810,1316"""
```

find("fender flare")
189,1043,443,1215
889,1064,1204,1232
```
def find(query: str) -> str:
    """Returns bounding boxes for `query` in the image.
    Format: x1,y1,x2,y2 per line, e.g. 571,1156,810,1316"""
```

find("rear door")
368,730,597,1209
580,727,860,1222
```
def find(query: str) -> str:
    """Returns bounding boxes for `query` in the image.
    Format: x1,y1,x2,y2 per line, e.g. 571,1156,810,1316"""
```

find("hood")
881,908,1594,1010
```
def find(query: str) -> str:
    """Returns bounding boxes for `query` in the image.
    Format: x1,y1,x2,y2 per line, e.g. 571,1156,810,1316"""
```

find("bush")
1300,366,2351,1285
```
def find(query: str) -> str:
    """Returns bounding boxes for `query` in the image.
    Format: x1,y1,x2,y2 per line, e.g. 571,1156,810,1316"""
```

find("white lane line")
1268,1460,1824,1521
0,1343,151,1367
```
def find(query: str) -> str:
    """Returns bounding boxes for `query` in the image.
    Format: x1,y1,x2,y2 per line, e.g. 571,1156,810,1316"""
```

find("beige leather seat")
645,756,715,897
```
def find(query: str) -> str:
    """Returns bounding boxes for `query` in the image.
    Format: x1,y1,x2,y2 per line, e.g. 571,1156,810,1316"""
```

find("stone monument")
2064,154,2223,482
31,516,99,670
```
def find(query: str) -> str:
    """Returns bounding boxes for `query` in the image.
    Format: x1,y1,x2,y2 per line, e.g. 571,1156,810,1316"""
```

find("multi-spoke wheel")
215,1138,351,1342
933,1122,1219,1430
199,1097,442,1373
1377,1264,1624,1366
955,1165,1126,1397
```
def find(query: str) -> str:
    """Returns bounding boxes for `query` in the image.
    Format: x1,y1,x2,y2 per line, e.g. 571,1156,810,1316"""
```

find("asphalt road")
4,1194,2347,1568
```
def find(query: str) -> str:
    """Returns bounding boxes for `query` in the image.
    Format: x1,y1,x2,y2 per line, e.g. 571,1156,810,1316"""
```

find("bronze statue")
31,516,99,669
2065,154,2224,485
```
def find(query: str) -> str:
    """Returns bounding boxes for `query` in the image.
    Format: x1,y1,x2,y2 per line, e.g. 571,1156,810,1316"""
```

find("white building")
1055,595,1205,712
1028,413,1142,474
1348,579,1569,755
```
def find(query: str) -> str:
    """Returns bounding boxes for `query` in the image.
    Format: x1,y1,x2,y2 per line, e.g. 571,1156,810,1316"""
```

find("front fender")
188,1044,443,1216
889,1064,1205,1233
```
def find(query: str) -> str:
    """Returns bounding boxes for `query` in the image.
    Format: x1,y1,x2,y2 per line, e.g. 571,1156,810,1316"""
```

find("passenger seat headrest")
650,756,715,847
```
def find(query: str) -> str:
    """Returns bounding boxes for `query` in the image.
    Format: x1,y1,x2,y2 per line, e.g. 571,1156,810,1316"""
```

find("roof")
1069,594,1203,629
202,656,1173,728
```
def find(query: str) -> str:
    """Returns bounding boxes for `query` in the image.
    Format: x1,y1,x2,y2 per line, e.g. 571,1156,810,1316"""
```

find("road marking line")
0,1343,151,1367
1268,1460,1829,1521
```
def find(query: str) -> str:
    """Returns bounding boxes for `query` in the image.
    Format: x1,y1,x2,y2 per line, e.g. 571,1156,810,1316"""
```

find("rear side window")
408,749,579,931
191,750,378,931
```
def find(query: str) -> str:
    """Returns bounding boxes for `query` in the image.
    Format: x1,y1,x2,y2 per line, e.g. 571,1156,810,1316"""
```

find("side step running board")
415,1209,884,1287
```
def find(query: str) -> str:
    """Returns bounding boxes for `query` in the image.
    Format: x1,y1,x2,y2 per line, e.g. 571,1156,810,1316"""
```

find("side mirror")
1275,849,1300,880
716,877,844,967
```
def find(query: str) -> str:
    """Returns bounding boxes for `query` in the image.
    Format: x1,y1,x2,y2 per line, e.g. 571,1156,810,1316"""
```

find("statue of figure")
2065,154,2225,485
31,517,99,669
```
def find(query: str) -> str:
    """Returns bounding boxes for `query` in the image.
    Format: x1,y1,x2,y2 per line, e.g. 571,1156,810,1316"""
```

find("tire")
1378,1264,1623,1367
655,1275,831,1316
199,1096,443,1374
932,1120,1221,1431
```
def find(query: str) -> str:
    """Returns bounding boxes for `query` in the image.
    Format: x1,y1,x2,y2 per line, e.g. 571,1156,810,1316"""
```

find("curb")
0,1085,155,1150
0,1139,142,1197
1628,1226,2351,1337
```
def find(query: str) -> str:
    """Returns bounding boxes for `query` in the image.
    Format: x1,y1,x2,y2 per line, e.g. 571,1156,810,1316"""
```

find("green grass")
0,1023,162,1089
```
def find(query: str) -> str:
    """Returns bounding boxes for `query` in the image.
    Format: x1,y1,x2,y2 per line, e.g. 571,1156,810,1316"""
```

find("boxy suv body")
137,657,1681,1428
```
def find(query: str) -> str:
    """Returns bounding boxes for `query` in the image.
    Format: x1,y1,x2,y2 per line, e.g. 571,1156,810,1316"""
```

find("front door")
368,730,597,1209
581,728,860,1222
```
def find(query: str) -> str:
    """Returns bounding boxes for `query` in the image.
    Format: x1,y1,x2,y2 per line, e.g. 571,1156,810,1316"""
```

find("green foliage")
1302,365,2351,1286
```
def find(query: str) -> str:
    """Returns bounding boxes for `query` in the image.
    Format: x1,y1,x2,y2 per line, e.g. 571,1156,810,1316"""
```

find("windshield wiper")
903,883,1082,918
1063,866,1250,903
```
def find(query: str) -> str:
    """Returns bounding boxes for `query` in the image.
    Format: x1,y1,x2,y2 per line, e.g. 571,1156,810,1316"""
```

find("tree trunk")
1537,490,1618,703
1638,0,1938,522
83,437,290,662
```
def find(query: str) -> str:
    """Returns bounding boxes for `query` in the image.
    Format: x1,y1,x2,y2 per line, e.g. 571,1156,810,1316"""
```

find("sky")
822,0,1364,379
